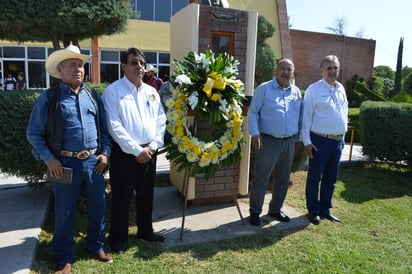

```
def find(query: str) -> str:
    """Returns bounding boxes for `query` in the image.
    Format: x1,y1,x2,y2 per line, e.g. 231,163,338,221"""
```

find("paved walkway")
0,142,365,274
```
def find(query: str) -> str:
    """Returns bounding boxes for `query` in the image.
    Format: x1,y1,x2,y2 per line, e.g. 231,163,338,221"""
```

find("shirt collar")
59,82,85,94
273,77,291,91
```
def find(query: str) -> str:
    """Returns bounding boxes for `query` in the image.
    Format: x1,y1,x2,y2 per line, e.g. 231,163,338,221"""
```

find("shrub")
0,90,46,183
359,101,412,166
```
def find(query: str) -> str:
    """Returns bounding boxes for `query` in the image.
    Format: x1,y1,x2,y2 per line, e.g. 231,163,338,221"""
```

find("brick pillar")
91,37,100,84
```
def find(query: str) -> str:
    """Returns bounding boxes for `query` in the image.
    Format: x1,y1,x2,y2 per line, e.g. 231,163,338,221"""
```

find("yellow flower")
176,127,184,137
202,77,214,97
211,93,220,102
209,72,226,90
202,72,227,97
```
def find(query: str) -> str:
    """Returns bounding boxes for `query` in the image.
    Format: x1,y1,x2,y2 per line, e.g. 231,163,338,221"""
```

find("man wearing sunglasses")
102,48,167,253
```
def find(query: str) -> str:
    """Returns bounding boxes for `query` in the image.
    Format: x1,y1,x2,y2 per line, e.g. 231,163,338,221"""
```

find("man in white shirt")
300,55,348,225
102,48,167,252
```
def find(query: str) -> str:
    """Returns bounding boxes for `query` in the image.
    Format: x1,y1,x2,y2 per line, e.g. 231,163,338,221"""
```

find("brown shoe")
96,251,113,263
56,263,72,274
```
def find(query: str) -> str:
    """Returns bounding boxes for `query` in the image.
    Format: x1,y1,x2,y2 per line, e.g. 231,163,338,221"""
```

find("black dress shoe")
268,211,290,222
137,233,165,242
249,213,261,226
56,263,72,274
321,213,341,222
110,242,125,254
308,214,320,225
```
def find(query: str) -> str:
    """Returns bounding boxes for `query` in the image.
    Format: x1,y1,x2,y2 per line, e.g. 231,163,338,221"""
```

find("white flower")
218,98,229,113
188,91,199,109
175,74,192,85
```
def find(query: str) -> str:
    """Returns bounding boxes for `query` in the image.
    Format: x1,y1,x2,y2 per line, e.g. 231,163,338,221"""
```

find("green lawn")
31,163,411,274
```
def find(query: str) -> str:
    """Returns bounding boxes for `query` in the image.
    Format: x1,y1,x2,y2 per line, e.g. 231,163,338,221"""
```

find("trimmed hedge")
0,90,46,182
346,108,360,143
359,101,412,166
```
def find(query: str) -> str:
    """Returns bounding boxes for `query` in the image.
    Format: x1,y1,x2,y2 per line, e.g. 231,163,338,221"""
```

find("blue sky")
285,0,411,70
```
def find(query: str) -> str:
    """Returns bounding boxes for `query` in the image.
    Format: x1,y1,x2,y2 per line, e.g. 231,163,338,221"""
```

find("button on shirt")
248,78,302,141
301,79,348,146
102,77,167,156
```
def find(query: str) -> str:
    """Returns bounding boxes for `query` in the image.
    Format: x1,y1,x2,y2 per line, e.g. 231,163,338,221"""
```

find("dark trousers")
109,142,157,247
305,133,342,215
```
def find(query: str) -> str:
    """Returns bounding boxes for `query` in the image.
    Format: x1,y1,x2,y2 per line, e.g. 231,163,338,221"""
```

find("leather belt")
311,131,343,141
261,133,294,141
60,148,98,160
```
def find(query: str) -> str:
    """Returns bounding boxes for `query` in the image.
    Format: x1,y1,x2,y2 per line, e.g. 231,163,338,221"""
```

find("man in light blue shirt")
247,59,302,226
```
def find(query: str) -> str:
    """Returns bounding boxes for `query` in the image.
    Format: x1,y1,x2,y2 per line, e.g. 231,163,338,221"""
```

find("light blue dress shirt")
248,78,302,141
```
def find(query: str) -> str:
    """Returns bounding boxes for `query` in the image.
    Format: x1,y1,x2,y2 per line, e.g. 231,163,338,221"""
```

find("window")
3,46,25,58
158,53,170,64
28,61,46,88
101,64,119,84
28,47,45,60
130,0,188,22
155,0,172,22
143,52,157,64
101,50,119,62
100,50,121,83
210,32,234,55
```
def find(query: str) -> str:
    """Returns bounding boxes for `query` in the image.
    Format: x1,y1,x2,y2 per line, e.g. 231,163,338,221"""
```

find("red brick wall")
290,29,376,90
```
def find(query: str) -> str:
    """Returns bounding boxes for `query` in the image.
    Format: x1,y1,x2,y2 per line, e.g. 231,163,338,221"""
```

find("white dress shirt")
102,77,167,156
301,79,348,146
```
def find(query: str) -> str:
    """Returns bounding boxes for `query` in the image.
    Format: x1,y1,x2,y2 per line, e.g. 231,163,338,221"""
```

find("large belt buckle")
76,150,90,160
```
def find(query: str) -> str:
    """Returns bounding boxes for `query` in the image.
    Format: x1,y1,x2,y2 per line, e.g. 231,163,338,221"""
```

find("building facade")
0,0,289,90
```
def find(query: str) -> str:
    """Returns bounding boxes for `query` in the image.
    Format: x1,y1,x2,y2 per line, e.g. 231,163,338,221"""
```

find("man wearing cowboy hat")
143,64,163,91
27,45,113,273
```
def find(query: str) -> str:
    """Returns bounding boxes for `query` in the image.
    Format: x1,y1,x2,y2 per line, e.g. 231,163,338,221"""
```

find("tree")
391,37,404,98
403,72,412,95
354,26,366,38
255,15,276,86
0,0,131,49
402,66,412,81
373,65,395,79
326,17,348,35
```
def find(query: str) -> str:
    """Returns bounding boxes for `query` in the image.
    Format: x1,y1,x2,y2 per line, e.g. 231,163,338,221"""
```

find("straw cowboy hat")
145,64,158,73
45,45,89,79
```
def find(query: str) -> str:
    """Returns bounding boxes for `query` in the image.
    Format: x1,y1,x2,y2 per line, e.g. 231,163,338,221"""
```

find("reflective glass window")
3,47,25,58
143,52,157,64
101,50,119,62
28,61,46,88
28,47,46,59
155,0,171,22
158,53,170,64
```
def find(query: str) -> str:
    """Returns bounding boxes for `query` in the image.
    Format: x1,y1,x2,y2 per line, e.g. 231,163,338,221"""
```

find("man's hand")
95,154,109,174
135,147,153,164
304,144,318,159
251,135,262,150
46,158,63,178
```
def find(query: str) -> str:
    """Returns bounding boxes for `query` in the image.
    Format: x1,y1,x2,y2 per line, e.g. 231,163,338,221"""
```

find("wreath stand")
179,116,245,241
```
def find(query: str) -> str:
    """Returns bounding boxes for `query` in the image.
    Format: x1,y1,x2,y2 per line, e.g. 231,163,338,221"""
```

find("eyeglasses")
127,60,146,67
326,66,339,70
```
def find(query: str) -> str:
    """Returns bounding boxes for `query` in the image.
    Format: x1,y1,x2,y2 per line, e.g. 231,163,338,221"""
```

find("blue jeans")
51,155,107,265
306,133,342,216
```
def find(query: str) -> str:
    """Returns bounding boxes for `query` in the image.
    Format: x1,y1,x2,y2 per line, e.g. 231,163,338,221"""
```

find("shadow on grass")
339,161,412,203
131,220,309,261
